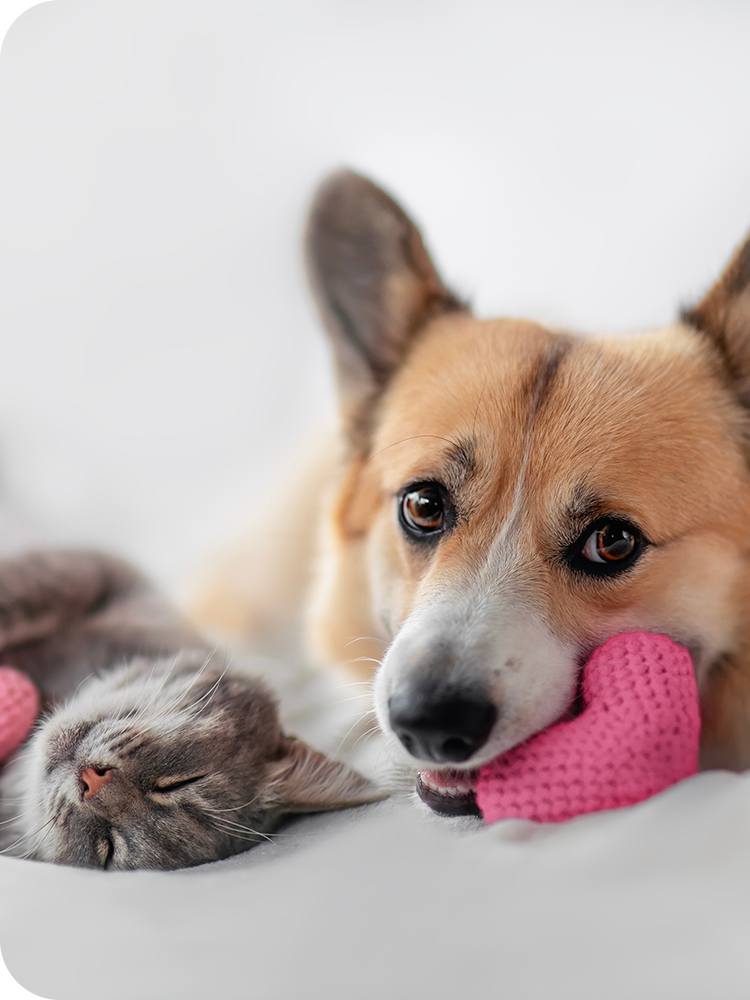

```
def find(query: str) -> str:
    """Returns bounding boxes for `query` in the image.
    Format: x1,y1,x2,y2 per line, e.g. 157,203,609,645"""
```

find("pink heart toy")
0,666,40,763
475,632,701,824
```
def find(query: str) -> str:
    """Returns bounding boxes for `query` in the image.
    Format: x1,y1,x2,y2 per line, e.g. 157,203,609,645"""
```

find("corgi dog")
194,170,750,816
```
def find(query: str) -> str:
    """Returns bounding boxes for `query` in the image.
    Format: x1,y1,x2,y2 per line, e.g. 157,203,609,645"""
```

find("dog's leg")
187,431,337,657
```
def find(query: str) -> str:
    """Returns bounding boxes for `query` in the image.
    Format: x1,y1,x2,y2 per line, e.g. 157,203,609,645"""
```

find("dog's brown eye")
399,484,448,538
583,524,636,563
565,518,645,577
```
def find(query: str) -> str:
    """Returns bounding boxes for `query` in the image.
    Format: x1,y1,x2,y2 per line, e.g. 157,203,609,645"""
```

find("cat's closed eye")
151,775,207,794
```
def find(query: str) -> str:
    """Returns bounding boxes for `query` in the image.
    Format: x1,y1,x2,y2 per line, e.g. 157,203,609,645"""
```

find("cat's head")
0,653,382,869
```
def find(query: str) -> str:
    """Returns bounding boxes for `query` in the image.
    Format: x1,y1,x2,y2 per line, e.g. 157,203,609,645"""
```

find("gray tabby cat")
0,550,381,870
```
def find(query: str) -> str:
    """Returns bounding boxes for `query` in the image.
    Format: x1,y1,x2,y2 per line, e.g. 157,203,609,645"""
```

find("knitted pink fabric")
475,632,700,824
0,666,39,762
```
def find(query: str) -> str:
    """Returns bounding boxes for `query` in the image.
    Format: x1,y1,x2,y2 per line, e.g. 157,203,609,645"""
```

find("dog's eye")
583,524,636,563
399,484,449,538
569,519,645,575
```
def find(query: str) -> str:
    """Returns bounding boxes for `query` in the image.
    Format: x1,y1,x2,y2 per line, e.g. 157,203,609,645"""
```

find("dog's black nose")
388,688,497,763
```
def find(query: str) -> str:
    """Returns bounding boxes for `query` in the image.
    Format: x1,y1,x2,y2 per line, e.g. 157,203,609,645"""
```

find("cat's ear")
267,737,387,813
683,231,750,405
306,169,465,449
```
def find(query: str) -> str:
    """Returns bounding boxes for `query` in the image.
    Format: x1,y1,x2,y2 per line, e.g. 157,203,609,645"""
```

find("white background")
1,0,750,600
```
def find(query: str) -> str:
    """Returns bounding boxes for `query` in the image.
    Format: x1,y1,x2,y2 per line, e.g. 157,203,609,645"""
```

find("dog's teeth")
419,770,476,797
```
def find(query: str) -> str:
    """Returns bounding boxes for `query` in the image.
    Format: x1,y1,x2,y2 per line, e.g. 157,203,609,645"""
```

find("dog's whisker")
332,695,376,707
334,708,381,757
348,724,382,753
344,636,389,649
346,656,383,668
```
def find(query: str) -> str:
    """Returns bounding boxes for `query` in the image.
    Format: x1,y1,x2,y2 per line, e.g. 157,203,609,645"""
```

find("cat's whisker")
209,793,262,814
132,657,179,721
0,813,56,857
71,672,96,700
154,655,211,718
181,647,228,697
2,750,36,766
209,816,266,837
135,653,175,704
24,811,60,860
0,804,40,828
135,648,216,721
206,817,275,844
209,824,265,844
202,805,286,842
156,666,208,720
183,663,232,717
143,650,228,726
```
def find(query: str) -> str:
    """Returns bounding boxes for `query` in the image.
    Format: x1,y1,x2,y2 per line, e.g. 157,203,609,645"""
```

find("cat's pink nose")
81,766,113,799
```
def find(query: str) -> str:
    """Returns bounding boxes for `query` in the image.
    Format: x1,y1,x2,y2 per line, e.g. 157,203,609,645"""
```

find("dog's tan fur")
194,171,750,772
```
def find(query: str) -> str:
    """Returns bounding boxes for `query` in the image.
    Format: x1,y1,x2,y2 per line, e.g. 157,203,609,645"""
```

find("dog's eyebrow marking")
485,336,576,558
563,483,657,542
565,482,607,525
365,433,462,469
441,437,478,492
527,335,574,416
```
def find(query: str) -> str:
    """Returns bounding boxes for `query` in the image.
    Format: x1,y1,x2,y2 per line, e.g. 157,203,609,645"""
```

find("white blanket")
2,645,750,999
3,769,750,999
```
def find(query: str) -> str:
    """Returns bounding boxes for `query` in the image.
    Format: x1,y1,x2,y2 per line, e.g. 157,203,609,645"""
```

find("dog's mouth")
416,768,481,816
415,668,590,818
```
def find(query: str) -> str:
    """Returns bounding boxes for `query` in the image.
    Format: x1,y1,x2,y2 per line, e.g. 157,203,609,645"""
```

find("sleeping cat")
0,550,381,870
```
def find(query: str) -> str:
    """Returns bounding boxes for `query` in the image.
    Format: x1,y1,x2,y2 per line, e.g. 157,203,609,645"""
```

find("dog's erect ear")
267,737,388,814
306,170,465,444
683,232,750,405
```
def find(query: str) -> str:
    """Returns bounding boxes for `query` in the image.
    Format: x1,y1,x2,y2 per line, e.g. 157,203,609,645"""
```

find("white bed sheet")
2,640,750,1000
3,769,750,999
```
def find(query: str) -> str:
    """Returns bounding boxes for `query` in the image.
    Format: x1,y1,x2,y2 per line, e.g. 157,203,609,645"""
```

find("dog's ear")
306,170,465,446
683,232,750,405
267,736,388,814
